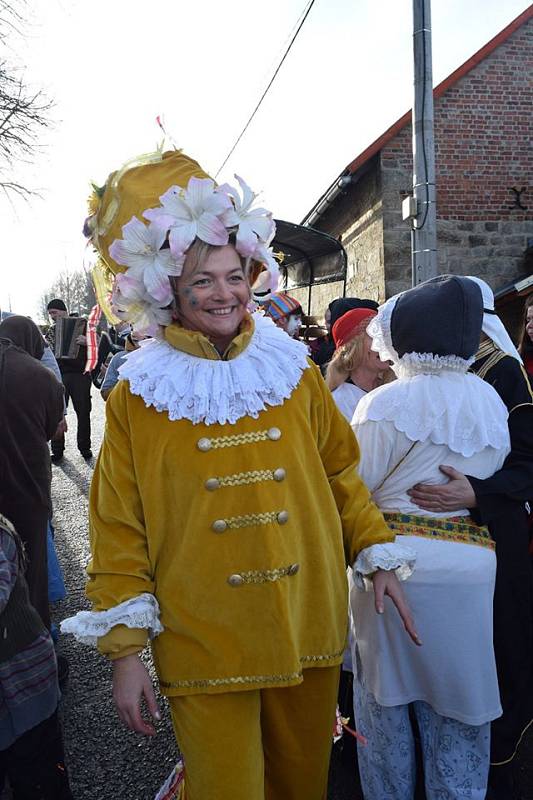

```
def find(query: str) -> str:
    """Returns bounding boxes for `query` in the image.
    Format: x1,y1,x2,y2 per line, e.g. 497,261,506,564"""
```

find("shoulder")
6,346,58,384
484,354,533,410
109,350,127,369
333,382,364,399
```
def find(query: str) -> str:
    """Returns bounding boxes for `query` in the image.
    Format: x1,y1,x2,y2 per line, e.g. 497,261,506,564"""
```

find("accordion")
54,317,86,360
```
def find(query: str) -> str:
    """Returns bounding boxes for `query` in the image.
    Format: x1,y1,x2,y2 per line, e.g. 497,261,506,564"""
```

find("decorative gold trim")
475,350,507,380
199,430,275,450
214,469,283,488
160,671,303,690
518,364,533,402
159,649,345,690
490,716,533,765
509,402,533,414
301,647,345,664
473,343,533,401
475,339,496,361
236,564,297,583
221,511,283,530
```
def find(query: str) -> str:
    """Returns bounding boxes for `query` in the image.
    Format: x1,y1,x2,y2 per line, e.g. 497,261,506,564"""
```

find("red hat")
332,308,377,348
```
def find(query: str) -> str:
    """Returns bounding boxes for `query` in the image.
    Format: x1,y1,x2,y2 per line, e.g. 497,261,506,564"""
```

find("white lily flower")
253,242,281,292
109,216,180,305
112,274,172,337
219,175,276,257
144,178,231,259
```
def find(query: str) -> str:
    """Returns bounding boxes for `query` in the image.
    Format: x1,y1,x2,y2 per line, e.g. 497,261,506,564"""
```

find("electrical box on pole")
409,0,438,285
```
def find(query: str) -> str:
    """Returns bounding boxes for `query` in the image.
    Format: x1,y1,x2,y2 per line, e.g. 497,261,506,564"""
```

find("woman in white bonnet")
350,275,510,800
409,275,533,800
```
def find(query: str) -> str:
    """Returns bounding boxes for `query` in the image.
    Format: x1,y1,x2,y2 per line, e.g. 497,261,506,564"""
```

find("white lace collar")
354,371,510,457
118,313,310,425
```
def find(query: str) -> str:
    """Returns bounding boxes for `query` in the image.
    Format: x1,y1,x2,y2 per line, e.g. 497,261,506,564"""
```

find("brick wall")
379,18,532,295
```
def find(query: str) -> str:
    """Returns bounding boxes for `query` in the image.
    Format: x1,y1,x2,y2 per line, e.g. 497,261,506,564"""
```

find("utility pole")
405,0,438,285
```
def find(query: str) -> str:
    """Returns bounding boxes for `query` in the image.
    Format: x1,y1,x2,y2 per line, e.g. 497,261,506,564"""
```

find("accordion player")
53,316,86,361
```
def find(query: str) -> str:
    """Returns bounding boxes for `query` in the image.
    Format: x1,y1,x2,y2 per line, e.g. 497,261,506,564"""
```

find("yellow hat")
87,148,211,275
85,145,278,334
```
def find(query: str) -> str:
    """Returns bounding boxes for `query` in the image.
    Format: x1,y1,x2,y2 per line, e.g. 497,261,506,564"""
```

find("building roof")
303,5,533,225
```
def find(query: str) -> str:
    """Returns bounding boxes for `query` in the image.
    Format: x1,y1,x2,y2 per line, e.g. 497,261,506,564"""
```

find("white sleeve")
60,593,163,647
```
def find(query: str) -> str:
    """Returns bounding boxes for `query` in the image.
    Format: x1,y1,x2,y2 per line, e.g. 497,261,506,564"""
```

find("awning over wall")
272,220,347,291
495,273,533,305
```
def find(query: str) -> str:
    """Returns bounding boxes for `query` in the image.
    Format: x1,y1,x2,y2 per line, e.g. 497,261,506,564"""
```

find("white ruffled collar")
118,313,310,425
354,371,509,457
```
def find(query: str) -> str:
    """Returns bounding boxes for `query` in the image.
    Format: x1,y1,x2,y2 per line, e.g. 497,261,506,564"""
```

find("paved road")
52,393,532,799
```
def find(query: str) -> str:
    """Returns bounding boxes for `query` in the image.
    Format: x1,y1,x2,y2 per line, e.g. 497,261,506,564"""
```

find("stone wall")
308,158,386,320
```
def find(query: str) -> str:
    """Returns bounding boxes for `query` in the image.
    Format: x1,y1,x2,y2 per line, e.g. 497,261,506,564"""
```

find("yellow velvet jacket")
87,317,394,696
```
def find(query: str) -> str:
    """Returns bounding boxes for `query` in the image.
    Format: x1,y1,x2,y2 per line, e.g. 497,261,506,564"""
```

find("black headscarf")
0,316,45,361
329,297,379,328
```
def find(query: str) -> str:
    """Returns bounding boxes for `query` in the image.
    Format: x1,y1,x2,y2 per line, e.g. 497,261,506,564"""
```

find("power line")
215,0,318,178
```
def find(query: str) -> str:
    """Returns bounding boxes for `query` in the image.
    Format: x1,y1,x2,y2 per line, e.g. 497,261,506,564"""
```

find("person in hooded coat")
0,316,64,629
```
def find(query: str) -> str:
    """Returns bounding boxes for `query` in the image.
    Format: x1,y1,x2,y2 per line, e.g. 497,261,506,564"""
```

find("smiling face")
173,242,250,352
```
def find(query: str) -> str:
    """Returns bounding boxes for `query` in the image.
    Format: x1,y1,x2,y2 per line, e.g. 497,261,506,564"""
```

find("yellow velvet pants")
168,666,340,800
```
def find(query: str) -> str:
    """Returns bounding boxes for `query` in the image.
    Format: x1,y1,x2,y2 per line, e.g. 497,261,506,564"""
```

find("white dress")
350,371,510,726
331,382,366,423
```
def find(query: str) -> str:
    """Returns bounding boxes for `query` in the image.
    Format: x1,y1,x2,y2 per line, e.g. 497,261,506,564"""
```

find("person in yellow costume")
62,147,420,800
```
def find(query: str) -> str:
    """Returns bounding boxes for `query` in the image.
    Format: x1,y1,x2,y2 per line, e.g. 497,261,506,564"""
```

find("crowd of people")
0,146,532,800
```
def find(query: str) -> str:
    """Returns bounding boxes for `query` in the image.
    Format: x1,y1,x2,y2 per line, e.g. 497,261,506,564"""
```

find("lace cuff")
352,543,416,590
60,593,164,647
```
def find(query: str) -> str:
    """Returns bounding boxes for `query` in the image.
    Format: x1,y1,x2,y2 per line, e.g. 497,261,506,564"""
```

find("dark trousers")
0,710,73,799
52,372,91,455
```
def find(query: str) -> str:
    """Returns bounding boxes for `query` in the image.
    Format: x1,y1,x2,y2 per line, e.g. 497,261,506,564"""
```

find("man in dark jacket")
46,298,92,461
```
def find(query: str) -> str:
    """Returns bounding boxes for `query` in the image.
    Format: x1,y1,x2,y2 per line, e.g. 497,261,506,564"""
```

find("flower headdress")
84,148,279,336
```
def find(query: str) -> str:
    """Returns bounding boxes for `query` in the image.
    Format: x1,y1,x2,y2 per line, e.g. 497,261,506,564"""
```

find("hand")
76,334,87,345
112,653,161,736
407,466,477,512
372,569,422,646
52,418,67,439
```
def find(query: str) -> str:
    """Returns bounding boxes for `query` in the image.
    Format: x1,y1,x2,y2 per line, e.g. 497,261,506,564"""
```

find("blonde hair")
326,334,367,391
325,332,394,391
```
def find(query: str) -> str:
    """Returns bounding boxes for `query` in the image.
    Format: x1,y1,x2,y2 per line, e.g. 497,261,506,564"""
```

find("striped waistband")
383,512,494,551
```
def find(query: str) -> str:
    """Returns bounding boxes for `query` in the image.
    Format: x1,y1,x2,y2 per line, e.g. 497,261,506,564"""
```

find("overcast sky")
1,0,530,319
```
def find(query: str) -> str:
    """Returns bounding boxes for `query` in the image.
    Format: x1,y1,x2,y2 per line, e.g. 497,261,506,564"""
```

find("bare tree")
0,0,52,198
40,269,96,322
